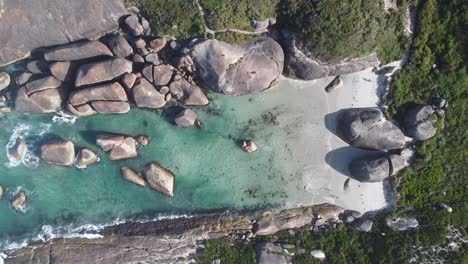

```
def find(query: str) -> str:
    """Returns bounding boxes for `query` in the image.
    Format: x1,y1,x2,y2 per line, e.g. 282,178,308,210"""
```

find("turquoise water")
0,65,325,246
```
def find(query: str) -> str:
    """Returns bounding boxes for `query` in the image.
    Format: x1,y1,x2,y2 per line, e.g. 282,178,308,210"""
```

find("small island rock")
76,148,98,168
144,163,175,196
9,137,27,161
121,166,146,187
174,109,197,128
240,140,258,153
11,192,27,211
96,135,137,160
41,140,75,166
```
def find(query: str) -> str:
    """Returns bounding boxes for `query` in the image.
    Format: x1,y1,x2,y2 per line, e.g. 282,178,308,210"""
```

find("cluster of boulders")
40,140,99,168
335,105,441,182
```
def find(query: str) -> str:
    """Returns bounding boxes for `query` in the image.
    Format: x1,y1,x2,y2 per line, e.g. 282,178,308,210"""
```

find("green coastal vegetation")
127,0,467,262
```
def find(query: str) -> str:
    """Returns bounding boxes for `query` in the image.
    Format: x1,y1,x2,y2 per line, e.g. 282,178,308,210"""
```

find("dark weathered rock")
325,76,343,93
75,58,132,87
76,148,98,168
132,79,166,109
41,140,75,166
152,65,173,86
124,15,144,36
0,0,128,65
174,109,197,128
0,72,11,91
16,72,32,86
144,163,175,196
352,219,373,232
44,41,113,61
192,37,284,95
26,60,49,74
15,86,66,113
49,61,77,82
121,166,146,187
336,107,406,150
402,104,436,141
349,154,406,182
96,135,137,160
107,35,133,58
169,78,209,106
25,76,62,94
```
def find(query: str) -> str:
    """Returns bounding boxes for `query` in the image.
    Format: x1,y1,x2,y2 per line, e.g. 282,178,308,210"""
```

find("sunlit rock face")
0,0,128,65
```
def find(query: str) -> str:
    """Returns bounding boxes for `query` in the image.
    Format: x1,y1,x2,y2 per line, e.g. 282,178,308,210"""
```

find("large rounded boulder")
402,104,437,141
336,107,406,150
192,37,284,96
143,163,175,196
349,153,406,182
40,140,76,166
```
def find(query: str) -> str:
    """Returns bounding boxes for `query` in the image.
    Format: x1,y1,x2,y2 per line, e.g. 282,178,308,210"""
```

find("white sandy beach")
264,64,401,213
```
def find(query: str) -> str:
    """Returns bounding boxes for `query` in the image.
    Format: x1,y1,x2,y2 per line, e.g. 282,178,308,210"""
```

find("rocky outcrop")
0,0,127,65
387,216,419,231
106,35,133,58
174,109,197,128
49,62,77,82
25,76,62,94
280,30,380,80
144,163,175,196
26,60,49,74
349,153,406,182
192,37,284,95
75,58,132,87
44,41,113,62
67,82,130,116
40,140,76,167
169,78,209,106
96,134,138,160
121,166,146,187
255,242,288,264
336,107,406,150
76,148,99,168
9,137,27,161
15,79,67,114
152,65,174,86
11,192,27,211
132,79,166,109
0,72,11,91
402,104,437,141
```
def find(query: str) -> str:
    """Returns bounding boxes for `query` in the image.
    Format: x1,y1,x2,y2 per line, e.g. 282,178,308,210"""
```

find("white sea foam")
5,123,51,168
52,111,77,124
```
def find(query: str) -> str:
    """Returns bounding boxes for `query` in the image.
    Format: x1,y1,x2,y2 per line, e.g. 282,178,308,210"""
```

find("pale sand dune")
269,66,396,213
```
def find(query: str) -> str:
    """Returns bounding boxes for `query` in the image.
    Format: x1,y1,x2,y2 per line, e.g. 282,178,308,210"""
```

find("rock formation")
144,163,175,196
121,166,146,187
9,137,27,161
11,192,27,211
402,104,437,141
96,134,138,160
75,58,132,87
240,140,258,153
0,0,128,65
349,153,406,182
174,109,197,128
192,37,284,95
132,79,166,109
76,149,99,168
40,140,76,167
336,107,406,150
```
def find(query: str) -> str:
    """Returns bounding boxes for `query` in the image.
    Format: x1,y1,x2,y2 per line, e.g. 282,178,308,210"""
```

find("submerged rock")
41,140,75,167
44,40,113,61
11,192,27,211
96,135,138,160
9,137,27,161
0,72,11,91
174,109,197,128
75,58,132,87
144,163,175,196
192,37,284,95
240,140,258,153
76,148,98,168
336,107,406,150
402,104,437,141
0,185,3,199
121,166,146,187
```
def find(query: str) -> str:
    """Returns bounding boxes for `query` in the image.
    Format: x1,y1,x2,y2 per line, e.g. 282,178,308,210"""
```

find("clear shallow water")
0,70,326,247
